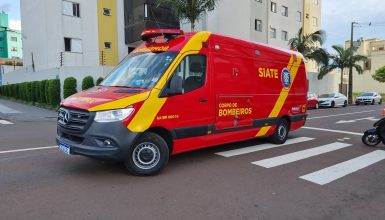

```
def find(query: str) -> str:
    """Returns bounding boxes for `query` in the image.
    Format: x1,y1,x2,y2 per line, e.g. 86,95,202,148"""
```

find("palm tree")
288,27,326,60
317,45,367,99
157,0,219,32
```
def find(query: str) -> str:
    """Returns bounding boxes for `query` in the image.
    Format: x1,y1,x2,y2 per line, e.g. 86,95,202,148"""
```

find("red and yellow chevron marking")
256,54,303,137
127,32,212,132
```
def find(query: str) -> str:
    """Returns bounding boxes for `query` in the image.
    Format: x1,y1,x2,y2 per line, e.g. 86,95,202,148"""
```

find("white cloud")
9,19,21,31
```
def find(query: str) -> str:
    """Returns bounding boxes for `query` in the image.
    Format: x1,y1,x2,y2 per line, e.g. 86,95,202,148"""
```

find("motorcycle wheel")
362,134,381,146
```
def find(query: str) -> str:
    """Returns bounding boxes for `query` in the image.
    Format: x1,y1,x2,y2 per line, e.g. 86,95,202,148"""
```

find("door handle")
199,99,208,103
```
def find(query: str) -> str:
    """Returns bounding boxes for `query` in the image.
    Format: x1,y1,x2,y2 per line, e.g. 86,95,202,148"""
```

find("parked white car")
355,92,382,105
318,92,348,108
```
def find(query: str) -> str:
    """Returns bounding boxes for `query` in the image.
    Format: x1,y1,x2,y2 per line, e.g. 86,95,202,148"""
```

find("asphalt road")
1,98,385,220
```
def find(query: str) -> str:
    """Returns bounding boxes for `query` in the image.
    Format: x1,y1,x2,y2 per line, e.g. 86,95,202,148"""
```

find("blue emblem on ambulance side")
281,68,291,89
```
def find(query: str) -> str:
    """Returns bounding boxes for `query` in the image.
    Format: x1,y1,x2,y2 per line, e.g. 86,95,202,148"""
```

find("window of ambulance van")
169,55,207,93
101,52,177,89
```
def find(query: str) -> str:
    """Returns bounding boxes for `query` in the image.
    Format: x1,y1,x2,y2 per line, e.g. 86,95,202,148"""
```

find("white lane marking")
336,117,378,124
302,127,362,136
252,142,352,168
0,120,13,125
0,146,58,154
0,104,22,114
300,150,385,185
215,137,314,157
307,110,377,120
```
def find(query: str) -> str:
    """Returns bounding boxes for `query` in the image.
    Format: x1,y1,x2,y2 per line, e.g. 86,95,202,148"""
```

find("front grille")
58,107,91,132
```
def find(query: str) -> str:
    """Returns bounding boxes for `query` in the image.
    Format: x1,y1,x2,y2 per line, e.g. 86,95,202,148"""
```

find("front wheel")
362,133,381,146
125,132,169,176
379,99,382,104
269,118,289,144
331,101,335,108
371,100,375,105
343,100,347,107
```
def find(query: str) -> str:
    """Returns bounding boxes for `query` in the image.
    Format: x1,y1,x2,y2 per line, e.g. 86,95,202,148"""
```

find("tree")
372,65,385,83
157,0,219,32
317,45,367,96
288,27,326,60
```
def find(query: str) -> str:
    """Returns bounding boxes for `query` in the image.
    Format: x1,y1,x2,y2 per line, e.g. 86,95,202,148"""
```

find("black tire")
125,132,169,176
371,100,375,105
379,99,382,105
343,100,347,107
355,102,359,105
269,118,289,144
362,134,381,147
331,101,335,108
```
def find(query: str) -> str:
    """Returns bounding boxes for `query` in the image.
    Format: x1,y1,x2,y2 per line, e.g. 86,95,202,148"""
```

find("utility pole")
348,22,358,104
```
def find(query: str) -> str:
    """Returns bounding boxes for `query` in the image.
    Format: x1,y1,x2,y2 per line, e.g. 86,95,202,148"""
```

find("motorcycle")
362,117,385,146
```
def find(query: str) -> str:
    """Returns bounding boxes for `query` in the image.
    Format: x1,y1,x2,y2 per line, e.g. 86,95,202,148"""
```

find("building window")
104,42,112,49
11,37,18,42
63,1,80,17
282,6,288,17
313,17,318,27
64,37,82,53
313,0,319,5
270,27,276,38
379,47,384,51
0,37,4,41
271,2,277,13
11,47,18,52
281,31,288,41
255,19,262,32
103,8,111,16
256,0,262,3
0,47,4,51
297,11,302,22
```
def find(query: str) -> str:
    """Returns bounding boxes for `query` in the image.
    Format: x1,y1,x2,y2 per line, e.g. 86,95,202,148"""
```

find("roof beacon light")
141,29,184,42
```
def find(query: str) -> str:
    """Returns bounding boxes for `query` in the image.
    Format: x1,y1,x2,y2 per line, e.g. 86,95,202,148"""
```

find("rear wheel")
379,99,382,104
125,132,169,176
315,102,319,109
362,134,381,146
269,118,289,144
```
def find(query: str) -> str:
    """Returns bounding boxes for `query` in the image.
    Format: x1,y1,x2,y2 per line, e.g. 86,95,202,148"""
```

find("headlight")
94,108,134,123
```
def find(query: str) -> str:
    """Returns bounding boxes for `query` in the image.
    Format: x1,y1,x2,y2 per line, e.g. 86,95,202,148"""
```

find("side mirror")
159,75,183,98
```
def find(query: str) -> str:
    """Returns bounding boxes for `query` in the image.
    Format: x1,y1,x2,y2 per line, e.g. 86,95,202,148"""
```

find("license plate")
59,143,71,155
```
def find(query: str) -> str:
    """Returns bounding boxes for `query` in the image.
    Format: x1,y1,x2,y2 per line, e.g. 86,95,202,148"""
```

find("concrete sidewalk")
0,98,57,121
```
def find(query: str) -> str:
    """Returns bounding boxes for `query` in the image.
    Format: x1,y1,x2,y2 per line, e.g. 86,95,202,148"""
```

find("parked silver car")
318,92,348,108
355,92,382,105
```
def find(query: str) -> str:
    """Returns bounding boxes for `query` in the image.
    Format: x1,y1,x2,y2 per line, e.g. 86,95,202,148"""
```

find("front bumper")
56,119,140,161
356,99,373,104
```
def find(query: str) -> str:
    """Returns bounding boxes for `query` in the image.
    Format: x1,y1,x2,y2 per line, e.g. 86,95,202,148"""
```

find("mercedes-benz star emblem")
63,111,70,125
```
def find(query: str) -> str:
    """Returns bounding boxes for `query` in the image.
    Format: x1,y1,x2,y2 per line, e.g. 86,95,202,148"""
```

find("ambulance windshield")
101,52,178,89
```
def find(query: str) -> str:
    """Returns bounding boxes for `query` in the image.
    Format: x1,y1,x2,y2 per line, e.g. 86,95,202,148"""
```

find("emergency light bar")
141,29,184,42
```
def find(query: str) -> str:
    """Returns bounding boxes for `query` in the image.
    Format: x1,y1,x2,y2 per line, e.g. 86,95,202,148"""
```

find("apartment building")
0,11,23,59
345,38,385,93
20,0,178,71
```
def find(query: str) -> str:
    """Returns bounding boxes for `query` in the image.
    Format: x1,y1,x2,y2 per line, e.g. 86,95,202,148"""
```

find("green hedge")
47,79,61,106
0,79,61,107
82,76,94,90
96,77,104,85
63,77,77,98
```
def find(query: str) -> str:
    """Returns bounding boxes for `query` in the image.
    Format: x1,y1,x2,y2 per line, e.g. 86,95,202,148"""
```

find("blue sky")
1,0,384,50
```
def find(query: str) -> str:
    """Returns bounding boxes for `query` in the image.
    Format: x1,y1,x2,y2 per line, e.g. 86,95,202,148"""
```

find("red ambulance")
57,29,307,175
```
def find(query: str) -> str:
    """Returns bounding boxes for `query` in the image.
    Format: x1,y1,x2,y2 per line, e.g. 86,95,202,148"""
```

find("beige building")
345,38,385,94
